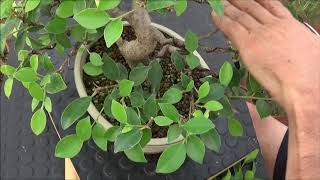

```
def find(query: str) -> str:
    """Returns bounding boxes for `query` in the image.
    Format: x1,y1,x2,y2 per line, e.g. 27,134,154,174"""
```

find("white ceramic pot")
74,22,209,154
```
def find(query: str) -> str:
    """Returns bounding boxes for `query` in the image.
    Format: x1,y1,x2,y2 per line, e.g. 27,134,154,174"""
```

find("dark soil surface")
84,27,211,138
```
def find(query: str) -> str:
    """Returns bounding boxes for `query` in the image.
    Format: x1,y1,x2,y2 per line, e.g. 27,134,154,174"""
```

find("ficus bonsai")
0,0,278,174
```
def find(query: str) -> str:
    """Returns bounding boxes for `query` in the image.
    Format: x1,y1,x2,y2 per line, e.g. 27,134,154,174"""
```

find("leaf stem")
111,9,135,20
48,112,62,140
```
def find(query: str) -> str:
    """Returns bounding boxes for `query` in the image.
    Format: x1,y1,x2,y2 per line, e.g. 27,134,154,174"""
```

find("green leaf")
28,82,44,101
174,0,187,16
73,0,86,14
29,56,38,73
104,19,123,48
114,128,142,153
44,97,52,113
140,128,152,147
55,134,83,158
256,99,272,119
156,143,186,173
71,25,86,42
117,63,128,79
186,135,205,164
208,0,224,16
14,68,37,82
186,54,200,70
74,8,110,29
102,54,120,80
25,0,40,12
199,83,225,103
45,17,66,34
200,129,221,152
105,126,121,142
61,97,92,130
129,66,150,86
0,0,13,19
15,31,27,54
148,60,163,91
90,52,103,66
161,88,182,104
124,144,147,163
130,92,145,107
46,73,67,94
55,33,71,48
4,78,13,98
204,100,223,111
185,31,198,52
122,126,133,133
143,95,158,118
147,0,175,11
222,169,231,180
0,65,15,75
83,62,103,76
42,54,55,72
228,119,243,137
244,149,259,165
31,98,39,112
198,81,210,100
126,107,141,125
18,50,29,62
182,116,214,134
249,74,262,93
186,80,194,92
111,100,127,124
119,79,134,97
56,1,75,18
103,90,120,118
245,171,254,180
158,103,180,121
96,0,121,10
167,124,182,143
92,123,108,151
76,117,92,141
219,62,233,87
30,108,46,135
154,116,173,126
171,51,185,71
192,110,203,117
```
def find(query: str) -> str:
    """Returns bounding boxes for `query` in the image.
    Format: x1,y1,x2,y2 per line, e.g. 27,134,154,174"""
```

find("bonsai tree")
0,0,276,175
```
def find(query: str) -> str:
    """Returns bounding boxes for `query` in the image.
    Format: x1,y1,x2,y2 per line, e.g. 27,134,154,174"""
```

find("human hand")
212,0,320,113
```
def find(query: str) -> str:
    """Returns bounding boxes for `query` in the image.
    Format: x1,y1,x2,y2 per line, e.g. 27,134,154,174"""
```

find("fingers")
255,0,293,19
223,0,262,31
211,12,248,49
228,0,277,24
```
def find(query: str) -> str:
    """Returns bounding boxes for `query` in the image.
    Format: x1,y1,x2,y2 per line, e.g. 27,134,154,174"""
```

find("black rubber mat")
1,2,267,180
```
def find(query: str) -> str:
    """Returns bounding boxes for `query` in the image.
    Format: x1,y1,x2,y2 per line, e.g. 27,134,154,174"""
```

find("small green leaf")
174,0,187,16
55,134,83,158
4,78,13,98
117,63,128,80
158,103,180,122
208,0,224,16
28,82,44,101
186,54,200,70
147,0,175,11
198,81,210,100
31,98,39,112
129,66,150,86
61,97,92,130
148,60,163,91
102,54,120,80
228,119,243,137
56,1,75,18
83,62,103,76
199,83,225,103
124,144,147,163
256,99,272,119
0,0,13,19
167,124,182,143
73,0,86,14
25,0,40,12
204,100,223,111
55,33,71,48
30,55,39,72
90,52,103,66
140,128,152,147
192,110,203,117
245,171,254,180
143,95,158,118
15,31,27,54
76,117,92,141
105,126,121,142
222,169,231,180
0,65,15,75
219,62,233,87
114,128,142,153
95,0,121,10
30,108,46,136
154,116,173,126
126,107,141,125
122,126,133,133
92,123,108,151
186,80,194,92
44,96,52,113
45,17,66,34
74,8,110,29
104,19,123,48
200,129,221,152
156,143,186,173
182,116,214,134
244,149,259,165
14,67,37,82
119,79,134,97
111,100,127,124
171,51,185,71
129,92,145,107
71,25,86,41
185,31,198,52
46,73,67,94
18,50,29,62
186,135,205,164
161,88,182,104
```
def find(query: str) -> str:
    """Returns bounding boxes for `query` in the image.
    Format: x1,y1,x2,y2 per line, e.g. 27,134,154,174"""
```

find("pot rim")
74,22,209,153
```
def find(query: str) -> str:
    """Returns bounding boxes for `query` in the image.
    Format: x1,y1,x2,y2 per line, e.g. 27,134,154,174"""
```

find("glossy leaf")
44,96,52,113
167,124,182,143
25,0,40,12
83,62,103,76
186,54,200,70
92,123,108,151
74,8,110,29
219,62,233,87
45,17,66,34
105,126,121,142
245,171,254,180
30,55,39,72
200,129,221,152
228,119,243,137
102,54,120,80
148,60,163,91
14,68,37,82
114,129,142,153
158,103,180,121
28,82,44,101
129,92,145,107
161,88,182,104
171,51,185,71
198,81,210,100
124,144,147,163
256,99,272,119
143,95,158,118
185,31,198,52
156,143,186,173
126,107,141,125
56,1,75,18
140,128,152,147
111,100,127,124
0,65,15,75
154,116,173,126
31,98,39,112
208,0,224,16
55,134,83,158
204,100,223,111
182,116,214,134
30,108,46,135
186,135,205,164
46,73,67,94
119,79,134,97
129,66,150,86
4,78,13,98
90,52,103,66
244,149,259,165
104,19,123,48
96,0,121,10
76,117,92,141
174,0,187,16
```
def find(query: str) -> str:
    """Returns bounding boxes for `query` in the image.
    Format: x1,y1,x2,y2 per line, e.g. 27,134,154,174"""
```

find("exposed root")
157,44,181,57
